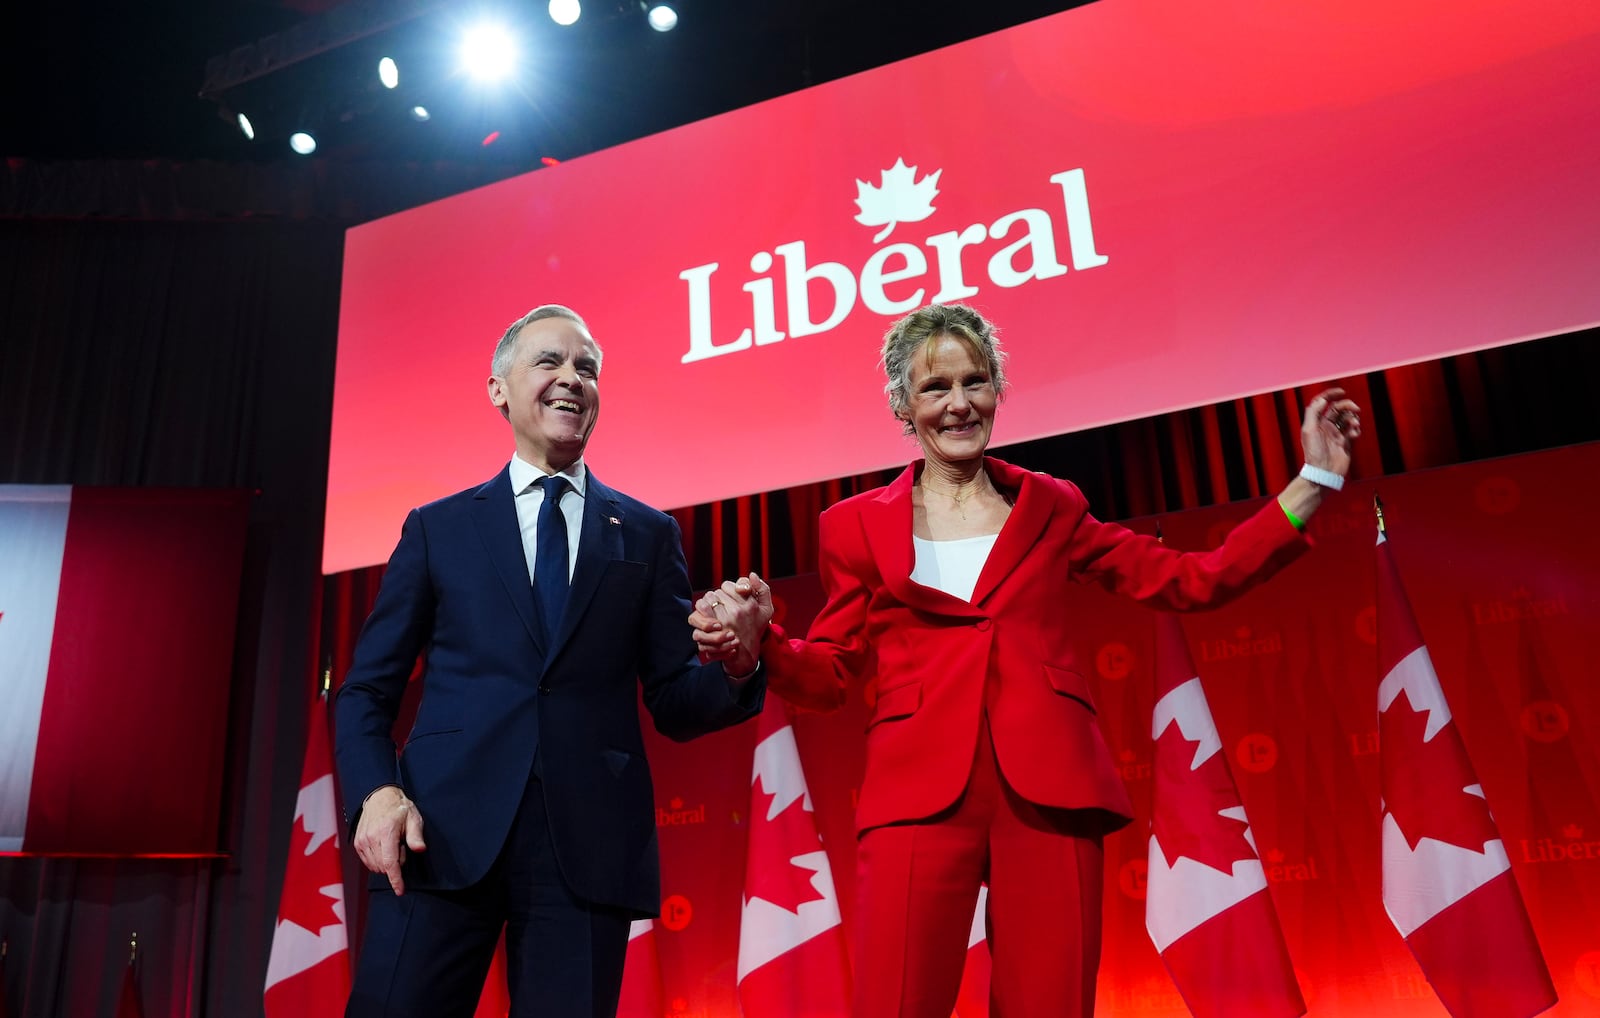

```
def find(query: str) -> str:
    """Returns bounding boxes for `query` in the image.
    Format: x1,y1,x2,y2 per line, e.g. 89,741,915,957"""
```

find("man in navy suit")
335,304,765,1017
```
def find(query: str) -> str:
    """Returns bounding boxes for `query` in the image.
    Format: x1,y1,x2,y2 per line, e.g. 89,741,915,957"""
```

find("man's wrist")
363,784,404,806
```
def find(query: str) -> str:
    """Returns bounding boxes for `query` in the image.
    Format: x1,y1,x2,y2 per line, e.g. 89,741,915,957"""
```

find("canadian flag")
0,486,247,854
737,699,851,1016
263,693,350,1017
952,886,992,1018
1146,614,1304,1018
1376,531,1556,1017
618,919,666,1017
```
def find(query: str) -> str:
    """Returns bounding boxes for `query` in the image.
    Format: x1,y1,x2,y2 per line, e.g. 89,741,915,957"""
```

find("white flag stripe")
1381,814,1511,938
751,725,812,817
1378,646,1452,740
738,856,843,979
1146,838,1269,951
1152,677,1222,766
294,774,339,857
629,918,654,941
263,893,348,989
967,884,988,950
0,486,72,852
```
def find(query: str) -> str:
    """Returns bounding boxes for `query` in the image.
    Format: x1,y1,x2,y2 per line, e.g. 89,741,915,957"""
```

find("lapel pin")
608,516,622,526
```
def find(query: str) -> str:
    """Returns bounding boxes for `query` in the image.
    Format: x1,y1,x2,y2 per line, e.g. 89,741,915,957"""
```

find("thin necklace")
920,476,985,520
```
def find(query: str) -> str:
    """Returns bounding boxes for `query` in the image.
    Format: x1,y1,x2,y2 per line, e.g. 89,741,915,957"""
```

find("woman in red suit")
695,303,1360,1017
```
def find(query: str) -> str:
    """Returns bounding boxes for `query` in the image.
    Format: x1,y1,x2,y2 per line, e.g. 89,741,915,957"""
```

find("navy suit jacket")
334,465,763,915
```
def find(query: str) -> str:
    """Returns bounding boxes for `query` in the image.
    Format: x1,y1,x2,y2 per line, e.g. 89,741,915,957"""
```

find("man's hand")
352,784,426,896
690,572,773,678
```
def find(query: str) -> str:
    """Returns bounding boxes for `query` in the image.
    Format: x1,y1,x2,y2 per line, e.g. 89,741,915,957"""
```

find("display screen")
327,0,1600,572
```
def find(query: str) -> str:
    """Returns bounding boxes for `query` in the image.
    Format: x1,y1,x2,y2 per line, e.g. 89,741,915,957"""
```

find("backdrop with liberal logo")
633,445,1600,1016
325,0,1600,572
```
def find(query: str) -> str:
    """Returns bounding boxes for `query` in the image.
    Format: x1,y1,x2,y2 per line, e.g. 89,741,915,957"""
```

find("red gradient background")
327,0,1600,573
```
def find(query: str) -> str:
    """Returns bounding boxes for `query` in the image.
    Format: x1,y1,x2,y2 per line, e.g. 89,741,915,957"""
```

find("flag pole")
320,663,332,702
1374,493,1386,536
129,931,138,966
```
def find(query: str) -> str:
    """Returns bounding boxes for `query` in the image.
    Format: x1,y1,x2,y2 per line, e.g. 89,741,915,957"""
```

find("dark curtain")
0,216,344,1018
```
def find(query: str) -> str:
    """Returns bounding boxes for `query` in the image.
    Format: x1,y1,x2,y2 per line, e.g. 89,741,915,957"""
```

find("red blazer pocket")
867,679,922,729
1043,663,1096,712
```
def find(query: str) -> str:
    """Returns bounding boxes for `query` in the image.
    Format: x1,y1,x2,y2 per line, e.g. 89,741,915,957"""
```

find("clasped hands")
690,571,774,679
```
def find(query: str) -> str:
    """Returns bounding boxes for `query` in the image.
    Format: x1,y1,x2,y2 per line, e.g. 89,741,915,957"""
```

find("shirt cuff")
725,659,763,685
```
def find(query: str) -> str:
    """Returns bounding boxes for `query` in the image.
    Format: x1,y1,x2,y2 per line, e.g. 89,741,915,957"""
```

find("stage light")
646,4,678,32
236,113,255,140
460,23,517,83
289,131,317,155
410,105,431,122
548,0,581,27
378,56,400,89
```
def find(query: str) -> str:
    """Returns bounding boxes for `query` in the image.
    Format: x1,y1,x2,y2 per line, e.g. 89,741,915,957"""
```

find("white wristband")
1299,463,1345,491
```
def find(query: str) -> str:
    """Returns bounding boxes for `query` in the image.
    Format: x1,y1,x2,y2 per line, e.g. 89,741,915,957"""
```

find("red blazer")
762,456,1309,835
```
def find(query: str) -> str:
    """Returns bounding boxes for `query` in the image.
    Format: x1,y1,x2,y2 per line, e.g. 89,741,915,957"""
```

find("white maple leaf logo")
853,158,941,242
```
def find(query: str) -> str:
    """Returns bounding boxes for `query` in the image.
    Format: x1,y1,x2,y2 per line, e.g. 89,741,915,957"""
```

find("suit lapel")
862,465,978,617
472,466,545,656
553,470,626,654
864,458,1054,612
968,459,1053,606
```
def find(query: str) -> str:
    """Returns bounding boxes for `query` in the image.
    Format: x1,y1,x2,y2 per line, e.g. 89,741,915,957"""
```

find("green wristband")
1281,503,1306,531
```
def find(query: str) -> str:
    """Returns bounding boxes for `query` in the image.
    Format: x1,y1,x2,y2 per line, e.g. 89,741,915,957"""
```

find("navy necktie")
535,474,571,640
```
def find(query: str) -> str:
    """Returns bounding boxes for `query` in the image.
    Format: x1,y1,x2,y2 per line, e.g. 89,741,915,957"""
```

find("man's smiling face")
487,316,602,472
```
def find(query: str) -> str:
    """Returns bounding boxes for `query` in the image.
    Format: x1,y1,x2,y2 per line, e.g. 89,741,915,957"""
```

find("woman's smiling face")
901,332,997,469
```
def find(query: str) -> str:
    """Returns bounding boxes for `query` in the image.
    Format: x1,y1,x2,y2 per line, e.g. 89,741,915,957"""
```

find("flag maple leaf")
1152,720,1257,874
278,814,343,933
853,158,941,242
1381,687,1501,852
745,773,829,914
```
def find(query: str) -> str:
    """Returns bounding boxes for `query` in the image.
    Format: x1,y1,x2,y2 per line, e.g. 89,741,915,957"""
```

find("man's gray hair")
491,305,602,377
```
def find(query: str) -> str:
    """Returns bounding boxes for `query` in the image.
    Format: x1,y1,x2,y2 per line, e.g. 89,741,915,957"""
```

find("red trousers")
852,715,1105,1018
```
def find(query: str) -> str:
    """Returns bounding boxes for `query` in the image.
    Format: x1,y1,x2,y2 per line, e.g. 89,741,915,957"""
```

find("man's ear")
487,375,509,416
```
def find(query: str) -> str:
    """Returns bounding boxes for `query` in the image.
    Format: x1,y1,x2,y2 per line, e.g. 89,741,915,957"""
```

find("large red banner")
631,445,1600,1016
326,0,1600,572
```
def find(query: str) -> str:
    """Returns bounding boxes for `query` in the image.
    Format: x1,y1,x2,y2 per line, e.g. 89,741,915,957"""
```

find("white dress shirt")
911,533,999,603
509,454,586,586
